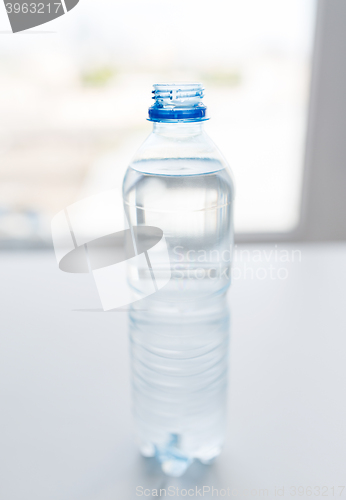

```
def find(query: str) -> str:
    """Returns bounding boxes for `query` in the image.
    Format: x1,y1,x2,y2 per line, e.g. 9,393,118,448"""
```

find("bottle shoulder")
123,127,235,206
130,129,229,168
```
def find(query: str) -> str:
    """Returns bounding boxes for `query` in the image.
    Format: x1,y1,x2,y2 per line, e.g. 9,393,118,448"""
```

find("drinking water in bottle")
122,83,234,476
129,294,230,477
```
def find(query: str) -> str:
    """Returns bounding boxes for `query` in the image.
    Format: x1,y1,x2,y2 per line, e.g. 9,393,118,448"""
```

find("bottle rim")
148,83,209,123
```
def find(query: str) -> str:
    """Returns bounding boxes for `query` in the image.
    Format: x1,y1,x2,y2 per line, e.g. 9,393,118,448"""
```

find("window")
0,0,316,245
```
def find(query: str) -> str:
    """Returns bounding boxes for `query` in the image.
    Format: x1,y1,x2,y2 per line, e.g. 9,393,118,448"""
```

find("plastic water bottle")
122,83,234,475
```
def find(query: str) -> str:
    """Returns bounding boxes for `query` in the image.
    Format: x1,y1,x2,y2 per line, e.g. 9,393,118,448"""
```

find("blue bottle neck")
148,83,208,123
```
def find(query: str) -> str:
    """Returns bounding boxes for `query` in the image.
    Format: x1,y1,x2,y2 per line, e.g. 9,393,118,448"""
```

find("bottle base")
139,434,222,477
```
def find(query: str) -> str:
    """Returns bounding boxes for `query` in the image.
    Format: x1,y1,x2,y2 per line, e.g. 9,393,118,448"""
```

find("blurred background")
0,0,345,248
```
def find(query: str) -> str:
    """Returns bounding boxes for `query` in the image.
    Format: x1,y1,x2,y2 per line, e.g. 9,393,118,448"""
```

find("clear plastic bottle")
123,83,234,305
122,83,234,476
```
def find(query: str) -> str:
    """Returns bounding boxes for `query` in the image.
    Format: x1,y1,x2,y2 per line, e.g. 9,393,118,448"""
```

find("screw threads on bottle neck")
148,83,208,123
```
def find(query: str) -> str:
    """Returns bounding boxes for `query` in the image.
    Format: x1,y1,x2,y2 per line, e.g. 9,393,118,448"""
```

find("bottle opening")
148,83,208,123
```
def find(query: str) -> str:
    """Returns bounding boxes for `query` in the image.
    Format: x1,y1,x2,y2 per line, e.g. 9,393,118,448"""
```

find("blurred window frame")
237,0,346,243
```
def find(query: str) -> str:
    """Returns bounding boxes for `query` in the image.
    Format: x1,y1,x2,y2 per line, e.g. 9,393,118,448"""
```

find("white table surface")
1,243,346,500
